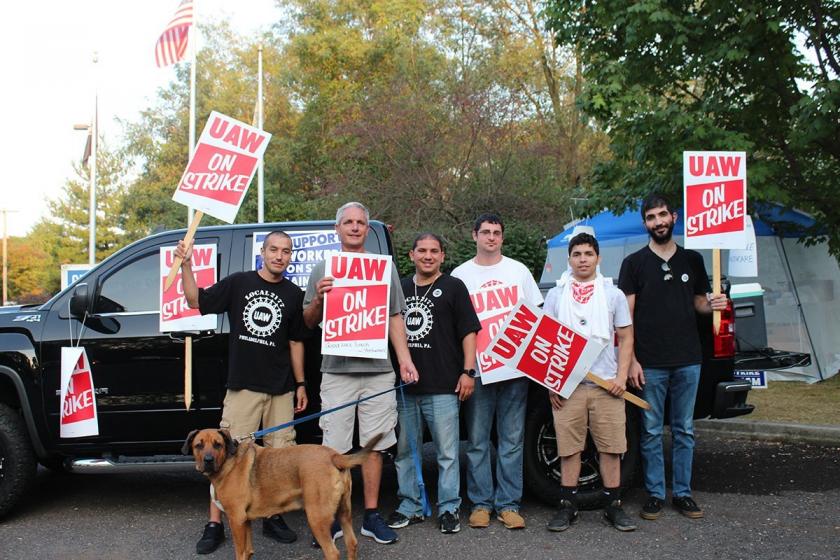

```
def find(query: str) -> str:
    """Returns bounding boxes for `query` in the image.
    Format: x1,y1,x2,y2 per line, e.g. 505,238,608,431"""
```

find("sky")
0,0,281,237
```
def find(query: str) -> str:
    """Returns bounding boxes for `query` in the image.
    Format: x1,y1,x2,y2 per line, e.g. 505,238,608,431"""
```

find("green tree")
544,0,840,255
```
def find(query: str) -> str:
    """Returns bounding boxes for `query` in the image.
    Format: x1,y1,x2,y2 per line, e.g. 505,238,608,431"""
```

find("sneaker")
196,522,225,555
387,511,424,529
498,510,526,530
672,496,704,519
262,514,297,543
640,496,664,520
604,500,637,532
468,508,491,529
439,511,461,534
311,520,343,548
547,500,578,532
361,511,399,544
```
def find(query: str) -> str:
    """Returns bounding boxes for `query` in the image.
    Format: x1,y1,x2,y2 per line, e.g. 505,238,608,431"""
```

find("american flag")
154,0,194,68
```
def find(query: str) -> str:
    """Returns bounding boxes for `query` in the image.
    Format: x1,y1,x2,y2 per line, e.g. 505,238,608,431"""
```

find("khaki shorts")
319,372,398,454
220,389,295,448
552,384,626,457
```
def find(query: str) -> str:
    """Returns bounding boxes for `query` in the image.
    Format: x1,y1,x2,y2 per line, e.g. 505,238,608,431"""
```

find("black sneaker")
640,496,663,520
262,514,297,543
672,496,704,519
196,521,225,555
311,519,343,548
546,500,579,532
439,511,461,534
604,500,637,532
361,511,399,544
387,511,425,529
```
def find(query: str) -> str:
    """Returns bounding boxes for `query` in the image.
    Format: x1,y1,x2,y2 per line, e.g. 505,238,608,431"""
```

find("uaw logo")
404,295,434,342
243,289,284,338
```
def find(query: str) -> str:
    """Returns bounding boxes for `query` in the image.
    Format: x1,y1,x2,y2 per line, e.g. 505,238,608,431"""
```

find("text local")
686,198,745,235
323,305,387,339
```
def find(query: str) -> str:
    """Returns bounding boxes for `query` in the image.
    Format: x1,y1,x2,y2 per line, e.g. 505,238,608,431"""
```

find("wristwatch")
295,381,306,388
462,369,478,379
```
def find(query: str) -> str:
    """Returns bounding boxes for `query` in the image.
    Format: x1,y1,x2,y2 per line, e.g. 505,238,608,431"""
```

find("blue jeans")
640,364,701,499
395,393,461,517
464,376,528,513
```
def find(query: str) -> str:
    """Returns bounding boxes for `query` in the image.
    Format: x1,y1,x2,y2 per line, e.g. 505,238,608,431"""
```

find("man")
618,193,727,520
303,202,419,545
542,232,636,533
176,231,309,554
451,213,543,530
387,233,481,535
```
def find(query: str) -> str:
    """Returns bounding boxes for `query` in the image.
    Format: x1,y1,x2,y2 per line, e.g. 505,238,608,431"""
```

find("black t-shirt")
198,271,306,395
618,245,710,368
401,274,481,395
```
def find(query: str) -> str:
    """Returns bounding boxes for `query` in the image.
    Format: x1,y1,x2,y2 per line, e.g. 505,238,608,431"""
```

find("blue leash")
398,383,433,518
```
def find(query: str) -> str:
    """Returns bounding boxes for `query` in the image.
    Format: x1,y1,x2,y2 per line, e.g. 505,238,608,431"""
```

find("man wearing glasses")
451,213,543,530
617,194,727,521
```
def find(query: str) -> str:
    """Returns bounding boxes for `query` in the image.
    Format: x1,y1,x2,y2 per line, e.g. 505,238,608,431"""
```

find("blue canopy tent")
540,205,838,382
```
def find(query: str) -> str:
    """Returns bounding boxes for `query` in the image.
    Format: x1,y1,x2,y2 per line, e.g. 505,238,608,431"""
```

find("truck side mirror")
70,283,91,318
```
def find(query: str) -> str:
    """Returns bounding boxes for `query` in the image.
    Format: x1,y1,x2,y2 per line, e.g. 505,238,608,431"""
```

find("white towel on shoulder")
553,270,611,345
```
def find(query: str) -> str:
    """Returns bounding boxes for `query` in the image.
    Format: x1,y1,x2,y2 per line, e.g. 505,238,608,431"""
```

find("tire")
0,403,37,518
523,398,640,510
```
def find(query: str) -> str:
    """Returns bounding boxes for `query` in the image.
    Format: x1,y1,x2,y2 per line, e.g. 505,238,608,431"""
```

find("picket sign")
164,210,204,291
60,347,99,437
486,301,649,409
683,151,748,334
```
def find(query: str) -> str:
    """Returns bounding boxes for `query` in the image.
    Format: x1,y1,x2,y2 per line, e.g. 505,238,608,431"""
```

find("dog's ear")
219,429,238,456
182,429,200,455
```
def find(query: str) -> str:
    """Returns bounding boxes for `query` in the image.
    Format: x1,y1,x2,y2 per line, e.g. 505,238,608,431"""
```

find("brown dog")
182,429,382,560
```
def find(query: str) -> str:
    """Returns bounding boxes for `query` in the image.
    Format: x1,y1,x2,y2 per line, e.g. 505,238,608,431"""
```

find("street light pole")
89,52,98,265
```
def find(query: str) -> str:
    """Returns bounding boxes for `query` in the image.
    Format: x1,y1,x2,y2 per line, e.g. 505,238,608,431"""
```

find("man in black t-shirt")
617,194,727,522
386,233,480,535
176,231,308,554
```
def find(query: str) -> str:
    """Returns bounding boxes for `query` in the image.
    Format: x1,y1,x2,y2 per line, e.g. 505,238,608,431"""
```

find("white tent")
542,206,839,382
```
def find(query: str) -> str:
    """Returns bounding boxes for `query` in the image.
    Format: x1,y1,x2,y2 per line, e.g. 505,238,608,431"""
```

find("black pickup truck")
0,219,770,517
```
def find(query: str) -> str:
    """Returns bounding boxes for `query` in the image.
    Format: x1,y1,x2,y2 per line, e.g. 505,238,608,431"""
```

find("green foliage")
544,0,840,257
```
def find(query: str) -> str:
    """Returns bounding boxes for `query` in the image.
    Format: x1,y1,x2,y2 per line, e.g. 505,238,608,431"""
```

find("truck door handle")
168,330,216,342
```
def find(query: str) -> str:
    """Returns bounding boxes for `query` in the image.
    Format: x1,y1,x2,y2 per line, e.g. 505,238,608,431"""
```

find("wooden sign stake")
712,248,721,334
164,210,204,291
585,372,650,410
184,336,193,410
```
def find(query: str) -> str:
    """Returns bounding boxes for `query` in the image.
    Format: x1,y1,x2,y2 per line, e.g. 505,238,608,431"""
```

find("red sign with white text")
487,302,605,398
159,244,218,332
469,281,520,382
60,347,99,438
322,253,392,359
683,151,748,249
172,111,271,223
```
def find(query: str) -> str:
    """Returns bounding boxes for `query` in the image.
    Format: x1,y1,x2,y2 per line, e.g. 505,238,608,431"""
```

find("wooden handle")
585,372,651,410
712,248,721,335
184,336,193,411
164,210,204,291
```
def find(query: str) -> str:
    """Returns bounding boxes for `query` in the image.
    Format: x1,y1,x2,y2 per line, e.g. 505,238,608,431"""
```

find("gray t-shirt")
304,257,406,374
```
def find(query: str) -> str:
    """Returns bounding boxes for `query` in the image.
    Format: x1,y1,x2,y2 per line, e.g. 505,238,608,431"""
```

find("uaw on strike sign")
470,280,521,383
60,347,99,438
322,253,392,359
160,244,218,332
683,151,748,249
487,302,605,398
172,111,271,223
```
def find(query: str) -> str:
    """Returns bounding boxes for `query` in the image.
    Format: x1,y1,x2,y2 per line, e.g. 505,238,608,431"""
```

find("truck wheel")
523,400,640,510
0,403,37,518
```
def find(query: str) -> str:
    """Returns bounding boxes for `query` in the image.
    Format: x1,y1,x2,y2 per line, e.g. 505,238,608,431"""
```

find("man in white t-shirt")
542,232,636,533
451,213,543,530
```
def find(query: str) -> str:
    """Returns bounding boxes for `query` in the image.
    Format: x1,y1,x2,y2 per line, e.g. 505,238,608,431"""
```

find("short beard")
649,223,674,245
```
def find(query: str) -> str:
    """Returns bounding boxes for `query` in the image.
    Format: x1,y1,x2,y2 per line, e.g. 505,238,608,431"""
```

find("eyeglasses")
661,262,673,282
478,230,503,238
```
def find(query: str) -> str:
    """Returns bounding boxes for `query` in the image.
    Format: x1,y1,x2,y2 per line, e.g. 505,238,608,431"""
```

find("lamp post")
73,53,98,265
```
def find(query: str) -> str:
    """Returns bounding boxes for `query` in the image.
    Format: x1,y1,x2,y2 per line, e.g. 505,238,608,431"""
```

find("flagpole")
257,43,264,224
89,52,98,265
187,0,197,225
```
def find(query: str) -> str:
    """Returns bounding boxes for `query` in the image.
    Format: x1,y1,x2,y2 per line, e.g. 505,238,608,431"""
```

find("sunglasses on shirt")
661,262,673,282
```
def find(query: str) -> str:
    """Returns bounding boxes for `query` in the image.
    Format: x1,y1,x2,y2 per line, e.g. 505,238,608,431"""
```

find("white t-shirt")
543,280,632,381
452,256,544,383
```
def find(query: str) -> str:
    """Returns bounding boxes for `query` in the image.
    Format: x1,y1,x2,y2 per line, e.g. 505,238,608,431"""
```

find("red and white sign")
683,151,748,249
487,302,605,398
160,244,218,332
469,280,521,383
171,111,271,223
322,252,392,359
60,347,99,438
